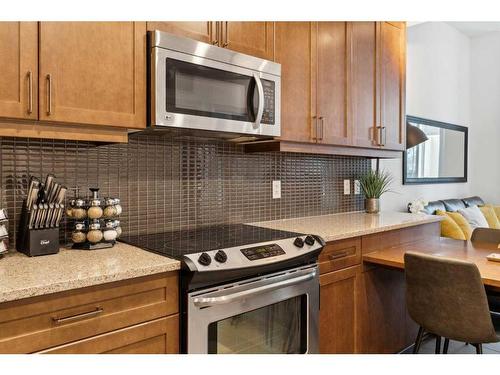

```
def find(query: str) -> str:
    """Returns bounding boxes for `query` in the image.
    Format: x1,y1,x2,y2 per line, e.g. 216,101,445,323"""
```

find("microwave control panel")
261,79,275,125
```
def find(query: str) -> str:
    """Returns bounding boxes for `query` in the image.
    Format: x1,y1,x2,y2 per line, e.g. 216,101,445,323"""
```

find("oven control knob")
215,250,228,263
293,237,304,248
305,235,315,246
198,252,212,266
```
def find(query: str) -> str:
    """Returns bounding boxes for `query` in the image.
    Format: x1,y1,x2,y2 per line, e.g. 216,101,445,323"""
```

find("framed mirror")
403,116,468,184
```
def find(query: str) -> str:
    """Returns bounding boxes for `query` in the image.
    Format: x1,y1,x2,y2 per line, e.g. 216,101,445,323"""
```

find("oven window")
166,59,257,122
207,296,307,354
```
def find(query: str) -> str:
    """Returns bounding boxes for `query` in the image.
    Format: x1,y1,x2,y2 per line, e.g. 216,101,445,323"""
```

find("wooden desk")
363,237,500,289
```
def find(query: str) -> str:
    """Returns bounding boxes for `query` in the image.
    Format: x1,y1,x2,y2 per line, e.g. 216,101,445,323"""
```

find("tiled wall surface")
0,134,370,246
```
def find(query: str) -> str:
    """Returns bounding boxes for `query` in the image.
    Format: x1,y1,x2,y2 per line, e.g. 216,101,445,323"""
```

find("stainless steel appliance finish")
187,264,319,354
149,31,281,139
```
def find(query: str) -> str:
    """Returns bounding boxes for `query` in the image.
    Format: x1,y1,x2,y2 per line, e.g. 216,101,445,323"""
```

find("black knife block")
16,200,60,257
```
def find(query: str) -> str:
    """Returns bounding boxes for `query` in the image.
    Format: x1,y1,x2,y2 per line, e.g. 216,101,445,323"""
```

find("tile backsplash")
0,133,371,247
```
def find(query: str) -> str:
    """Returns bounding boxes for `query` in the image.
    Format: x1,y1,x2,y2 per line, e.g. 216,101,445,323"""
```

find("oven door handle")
192,271,316,308
253,72,264,127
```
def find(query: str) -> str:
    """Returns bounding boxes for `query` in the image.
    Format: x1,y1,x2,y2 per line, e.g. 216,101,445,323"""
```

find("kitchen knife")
26,178,40,210
28,206,37,229
48,182,59,203
56,186,67,204
39,203,48,229
46,203,54,228
43,174,55,201
51,203,59,228
55,204,64,227
34,205,42,229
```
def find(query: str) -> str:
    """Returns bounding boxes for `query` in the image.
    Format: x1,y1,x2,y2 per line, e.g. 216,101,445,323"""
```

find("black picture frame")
403,115,468,185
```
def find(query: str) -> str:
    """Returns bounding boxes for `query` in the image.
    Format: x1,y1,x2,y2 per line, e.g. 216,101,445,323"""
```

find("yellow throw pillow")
447,211,473,240
436,210,466,240
479,206,500,229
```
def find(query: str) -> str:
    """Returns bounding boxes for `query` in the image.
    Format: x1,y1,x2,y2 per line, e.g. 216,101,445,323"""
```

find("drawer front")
318,237,361,274
39,315,179,354
0,272,178,354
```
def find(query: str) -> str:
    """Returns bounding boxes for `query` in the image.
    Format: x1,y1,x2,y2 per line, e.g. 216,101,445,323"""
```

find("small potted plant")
359,170,393,214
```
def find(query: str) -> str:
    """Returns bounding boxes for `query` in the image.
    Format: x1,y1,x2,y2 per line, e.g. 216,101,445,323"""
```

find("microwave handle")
253,73,264,127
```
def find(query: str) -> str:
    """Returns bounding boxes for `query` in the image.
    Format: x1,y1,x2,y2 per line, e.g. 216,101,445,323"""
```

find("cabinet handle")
222,21,228,47
312,116,317,141
318,116,324,141
52,307,104,325
46,74,52,115
27,71,33,115
376,125,386,146
328,251,348,260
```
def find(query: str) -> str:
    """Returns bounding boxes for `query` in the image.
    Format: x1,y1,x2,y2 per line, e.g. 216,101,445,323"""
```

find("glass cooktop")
120,224,302,259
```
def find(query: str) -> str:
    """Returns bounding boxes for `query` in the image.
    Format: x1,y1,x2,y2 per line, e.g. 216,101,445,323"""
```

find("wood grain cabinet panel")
38,315,179,354
275,22,314,143
0,22,38,120
38,22,146,129
318,237,361,274
378,21,406,150
147,22,215,44
221,22,274,60
349,22,377,148
315,22,350,146
0,272,178,354
319,266,359,354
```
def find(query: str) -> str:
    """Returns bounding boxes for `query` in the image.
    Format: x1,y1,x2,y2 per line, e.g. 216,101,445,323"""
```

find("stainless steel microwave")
149,30,281,139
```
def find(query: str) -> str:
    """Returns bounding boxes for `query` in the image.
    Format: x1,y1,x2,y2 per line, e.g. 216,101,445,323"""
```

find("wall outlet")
272,180,281,199
354,180,361,195
343,179,350,195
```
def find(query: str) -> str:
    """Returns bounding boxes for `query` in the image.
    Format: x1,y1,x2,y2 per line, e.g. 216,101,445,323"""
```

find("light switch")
354,180,361,195
272,180,281,199
344,179,350,195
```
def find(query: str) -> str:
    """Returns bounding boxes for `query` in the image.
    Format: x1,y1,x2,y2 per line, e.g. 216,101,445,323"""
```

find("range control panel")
241,243,285,261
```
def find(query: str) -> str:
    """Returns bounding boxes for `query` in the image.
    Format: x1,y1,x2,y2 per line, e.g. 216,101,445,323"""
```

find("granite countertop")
251,211,442,242
0,243,180,304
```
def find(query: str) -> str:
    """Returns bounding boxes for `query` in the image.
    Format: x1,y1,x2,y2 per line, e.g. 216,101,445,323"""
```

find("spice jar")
114,198,122,216
69,198,87,220
87,188,103,219
71,221,87,244
87,221,103,244
102,219,118,242
103,198,117,218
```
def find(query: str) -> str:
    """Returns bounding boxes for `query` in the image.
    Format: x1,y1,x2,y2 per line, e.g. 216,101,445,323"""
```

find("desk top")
363,237,500,288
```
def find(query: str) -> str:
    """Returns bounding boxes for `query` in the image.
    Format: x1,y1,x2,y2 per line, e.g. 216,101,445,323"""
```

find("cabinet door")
275,22,314,143
0,22,38,120
379,22,406,150
221,22,274,60
315,22,350,146
38,316,179,354
349,22,378,148
38,22,146,129
319,266,359,354
147,22,215,44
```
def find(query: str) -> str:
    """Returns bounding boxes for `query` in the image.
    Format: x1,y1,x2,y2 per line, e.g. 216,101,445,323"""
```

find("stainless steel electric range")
121,223,325,354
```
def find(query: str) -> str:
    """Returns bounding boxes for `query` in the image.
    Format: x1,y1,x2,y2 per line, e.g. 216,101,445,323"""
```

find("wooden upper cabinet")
0,22,38,120
147,22,215,44
38,22,146,129
379,22,406,150
349,22,378,148
221,22,274,60
275,22,313,143
315,22,349,146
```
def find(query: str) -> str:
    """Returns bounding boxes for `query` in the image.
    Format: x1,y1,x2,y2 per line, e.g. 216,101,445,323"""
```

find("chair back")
405,251,497,343
471,228,500,245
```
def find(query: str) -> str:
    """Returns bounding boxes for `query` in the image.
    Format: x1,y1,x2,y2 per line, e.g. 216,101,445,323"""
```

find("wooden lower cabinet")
319,266,359,354
0,272,179,354
39,315,179,354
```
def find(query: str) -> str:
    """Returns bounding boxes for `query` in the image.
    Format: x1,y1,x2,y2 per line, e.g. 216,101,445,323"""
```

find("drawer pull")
52,307,103,325
329,251,349,260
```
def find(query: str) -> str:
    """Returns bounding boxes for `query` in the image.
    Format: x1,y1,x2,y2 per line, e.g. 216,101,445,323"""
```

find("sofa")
410,196,500,240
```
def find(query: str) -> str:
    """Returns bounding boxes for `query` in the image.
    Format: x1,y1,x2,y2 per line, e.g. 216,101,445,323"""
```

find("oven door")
151,47,280,137
187,265,319,354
